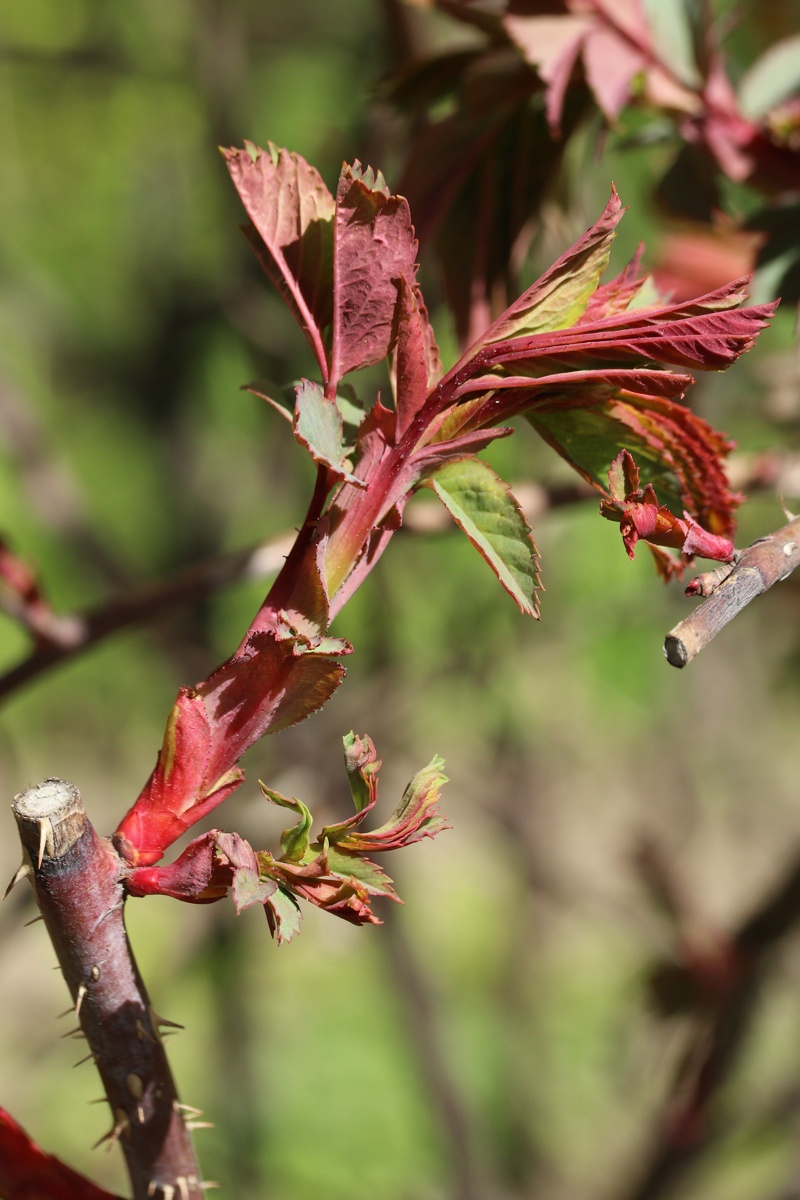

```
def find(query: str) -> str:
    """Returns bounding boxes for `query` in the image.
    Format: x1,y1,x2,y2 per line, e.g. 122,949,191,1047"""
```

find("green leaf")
293,379,366,486
424,457,540,616
259,783,313,862
324,844,396,897
739,34,800,119
232,868,277,914
526,390,737,536
260,878,304,944
642,0,702,87
335,384,367,434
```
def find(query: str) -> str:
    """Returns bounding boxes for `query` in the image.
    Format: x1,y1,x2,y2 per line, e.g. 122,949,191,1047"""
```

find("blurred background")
1,2,800,1198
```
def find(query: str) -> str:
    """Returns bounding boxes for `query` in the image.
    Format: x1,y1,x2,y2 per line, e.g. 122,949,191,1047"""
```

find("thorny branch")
9,780,206,1200
664,511,800,667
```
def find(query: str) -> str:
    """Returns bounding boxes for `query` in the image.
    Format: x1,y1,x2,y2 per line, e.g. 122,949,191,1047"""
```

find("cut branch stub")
664,514,800,667
11,780,204,1200
14,778,85,864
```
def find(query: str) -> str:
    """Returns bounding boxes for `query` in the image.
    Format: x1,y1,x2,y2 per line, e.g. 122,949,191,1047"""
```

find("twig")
0,532,294,702
10,779,204,1200
0,482,589,703
664,513,800,668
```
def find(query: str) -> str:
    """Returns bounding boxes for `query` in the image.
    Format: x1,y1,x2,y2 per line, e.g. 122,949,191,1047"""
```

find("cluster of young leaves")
384,0,800,337
124,733,448,944
110,140,772,945
600,448,735,580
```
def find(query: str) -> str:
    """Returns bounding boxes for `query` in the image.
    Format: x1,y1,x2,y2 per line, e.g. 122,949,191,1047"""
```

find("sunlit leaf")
293,379,366,486
424,457,540,616
330,162,419,386
223,142,334,377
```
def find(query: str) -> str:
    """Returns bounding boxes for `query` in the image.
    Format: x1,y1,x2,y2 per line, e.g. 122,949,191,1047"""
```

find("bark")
11,779,204,1200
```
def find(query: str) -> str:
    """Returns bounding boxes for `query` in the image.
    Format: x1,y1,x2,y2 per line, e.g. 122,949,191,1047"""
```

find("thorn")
201,1183,221,1191
779,495,797,521
137,1104,145,1124
92,1108,131,1151
60,1026,85,1040
91,965,101,981
161,1187,175,1200
3,862,32,900
24,915,44,926
173,1103,202,1116
147,1184,158,1199
136,1018,158,1045
149,1005,185,1030
185,1121,215,1131
88,1098,107,1105
56,1006,74,1020
177,1177,190,1200
75,984,88,1017
36,817,53,869
73,1051,99,1068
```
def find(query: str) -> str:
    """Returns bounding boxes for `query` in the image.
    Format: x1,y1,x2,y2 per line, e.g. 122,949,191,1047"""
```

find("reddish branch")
0,532,294,701
10,780,205,1200
664,512,800,667
0,484,587,704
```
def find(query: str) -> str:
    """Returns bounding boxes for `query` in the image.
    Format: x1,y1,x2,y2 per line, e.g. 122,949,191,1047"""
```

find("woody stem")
12,779,204,1200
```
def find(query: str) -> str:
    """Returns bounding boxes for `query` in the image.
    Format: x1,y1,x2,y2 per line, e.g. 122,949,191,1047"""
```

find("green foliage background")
1,3,800,1198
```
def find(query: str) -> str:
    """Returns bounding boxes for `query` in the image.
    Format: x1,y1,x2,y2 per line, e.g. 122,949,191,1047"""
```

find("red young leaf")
125,830,267,907
600,449,735,576
122,732,448,940
504,1,683,131
526,388,740,539
504,13,592,131
180,738,450,935
223,142,334,379
423,198,775,546
481,279,776,376
392,275,442,439
259,847,385,927
115,622,351,867
0,1109,123,1200
329,162,420,387
321,752,449,853
579,245,647,322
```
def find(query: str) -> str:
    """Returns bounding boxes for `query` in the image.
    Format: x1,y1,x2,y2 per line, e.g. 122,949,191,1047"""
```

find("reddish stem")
12,780,204,1200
